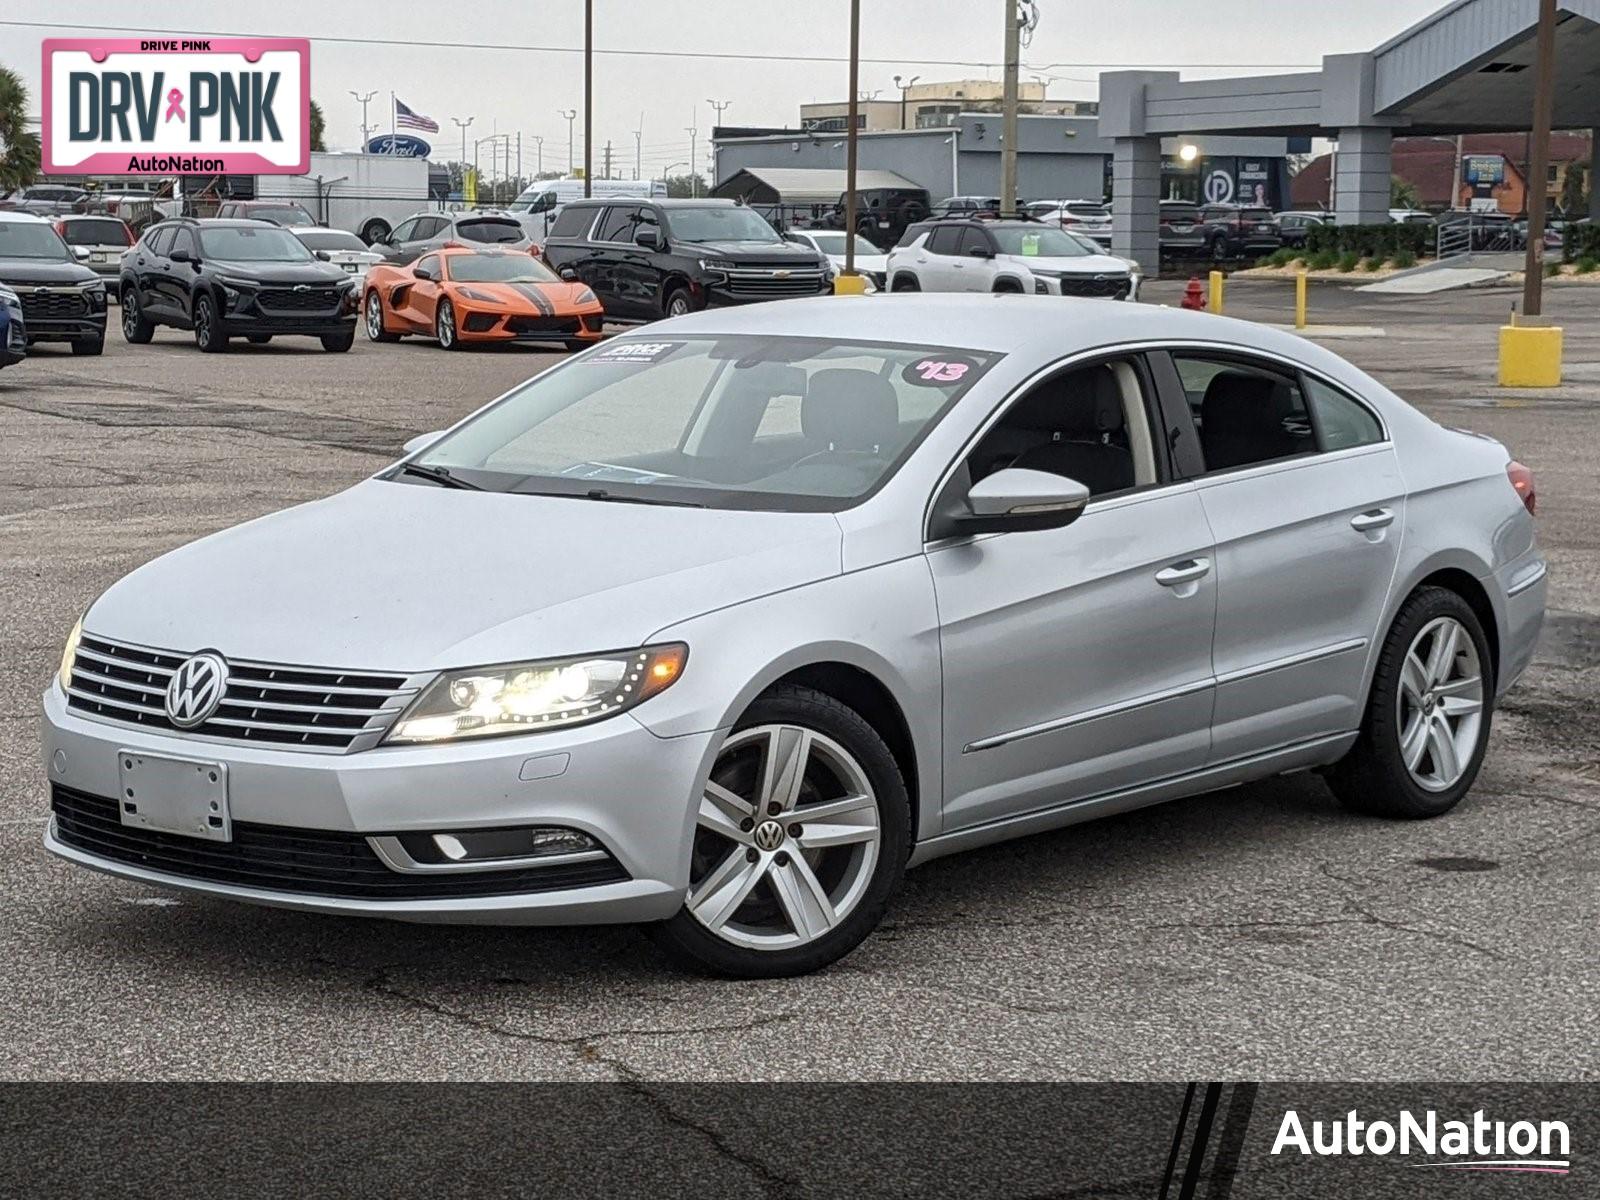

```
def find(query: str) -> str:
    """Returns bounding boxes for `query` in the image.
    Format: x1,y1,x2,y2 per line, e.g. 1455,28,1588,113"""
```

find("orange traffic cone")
1181,276,1206,310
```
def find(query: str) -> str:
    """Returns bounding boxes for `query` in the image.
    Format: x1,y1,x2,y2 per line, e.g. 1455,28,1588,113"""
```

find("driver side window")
390,218,420,243
965,359,1160,499
414,254,440,280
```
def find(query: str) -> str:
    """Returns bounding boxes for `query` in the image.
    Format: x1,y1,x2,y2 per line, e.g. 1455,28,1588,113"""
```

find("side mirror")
945,468,1090,537
968,244,995,258
633,227,660,249
403,431,446,456
412,265,433,281
314,249,332,262
558,266,578,281
169,246,192,263
71,245,92,263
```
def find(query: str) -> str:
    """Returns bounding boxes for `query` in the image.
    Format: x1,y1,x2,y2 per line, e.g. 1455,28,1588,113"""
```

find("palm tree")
309,99,326,153
0,65,41,193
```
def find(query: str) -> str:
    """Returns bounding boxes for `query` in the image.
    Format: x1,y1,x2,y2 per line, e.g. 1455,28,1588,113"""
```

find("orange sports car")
363,247,604,350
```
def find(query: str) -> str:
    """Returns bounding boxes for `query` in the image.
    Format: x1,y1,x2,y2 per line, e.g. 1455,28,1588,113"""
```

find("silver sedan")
42,296,1545,977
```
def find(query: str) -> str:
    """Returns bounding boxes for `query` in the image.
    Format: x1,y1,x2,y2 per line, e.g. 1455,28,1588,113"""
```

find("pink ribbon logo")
164,88,185,123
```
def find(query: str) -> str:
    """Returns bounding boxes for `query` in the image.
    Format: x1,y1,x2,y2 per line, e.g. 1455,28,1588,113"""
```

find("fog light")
394,825,600,866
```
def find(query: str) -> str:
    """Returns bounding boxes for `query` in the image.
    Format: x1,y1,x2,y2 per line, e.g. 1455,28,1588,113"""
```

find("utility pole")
633,114,644,181
1000,0,1021,218
451,115,473,172
516,131,522,190
1523,0,1558,318
844,0,860,278
350,90,377,147
603,140,613,180
686,121,698,196
583,0,593,195
534,135,544,176
558,110,577,176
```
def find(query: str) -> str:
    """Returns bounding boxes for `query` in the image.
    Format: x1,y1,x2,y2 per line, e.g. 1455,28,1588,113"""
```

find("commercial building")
800,79,1096,133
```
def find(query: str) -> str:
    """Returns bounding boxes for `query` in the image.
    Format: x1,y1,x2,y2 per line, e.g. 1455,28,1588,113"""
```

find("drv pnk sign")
42,38,310,175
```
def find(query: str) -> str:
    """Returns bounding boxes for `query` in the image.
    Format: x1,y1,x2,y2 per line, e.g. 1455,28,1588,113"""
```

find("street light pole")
558,110,577,176
633,114,643,181
844,0,860,278
451,116,473,173
350,90,377,147
1000,1,1021,218
686,120,698,197
1523,0,1558,319
583,0,593,197
534,135,544,176
893,74,920,131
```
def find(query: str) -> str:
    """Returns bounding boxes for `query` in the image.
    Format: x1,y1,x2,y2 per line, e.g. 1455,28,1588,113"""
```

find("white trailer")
253,152,433,245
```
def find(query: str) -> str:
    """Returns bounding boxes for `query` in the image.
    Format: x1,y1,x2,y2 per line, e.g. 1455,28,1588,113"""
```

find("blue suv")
0,283,25,369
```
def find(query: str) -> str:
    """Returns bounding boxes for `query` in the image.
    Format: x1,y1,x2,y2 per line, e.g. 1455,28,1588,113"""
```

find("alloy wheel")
436,300,455,347
1396,616,1484,793
194,297,212,345
121,295,140,338
666,292,691,317
365,293,385,340
687,724,881,951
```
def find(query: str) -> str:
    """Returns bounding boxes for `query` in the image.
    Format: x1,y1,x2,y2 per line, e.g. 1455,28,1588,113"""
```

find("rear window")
60,218,129,245
295,229,368,252
457,218,525,244
1242,208,1273,221
1066,203,1109,218
249,206,315,227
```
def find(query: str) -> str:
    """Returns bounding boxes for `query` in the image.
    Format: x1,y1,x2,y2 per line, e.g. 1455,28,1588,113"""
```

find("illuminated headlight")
386,643,688,744
698,258,736,272
57,613,84,694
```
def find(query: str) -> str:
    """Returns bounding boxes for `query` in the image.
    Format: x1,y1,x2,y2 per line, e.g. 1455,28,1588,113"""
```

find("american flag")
394,98,439,134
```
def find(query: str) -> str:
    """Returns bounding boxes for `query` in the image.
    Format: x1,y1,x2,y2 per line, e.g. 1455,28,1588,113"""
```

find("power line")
0,19,1319,71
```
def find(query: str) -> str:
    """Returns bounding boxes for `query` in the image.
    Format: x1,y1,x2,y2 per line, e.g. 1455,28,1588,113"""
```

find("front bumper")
23,312,105,343
457,307,605,344
41,685,714,925
218,284,359,337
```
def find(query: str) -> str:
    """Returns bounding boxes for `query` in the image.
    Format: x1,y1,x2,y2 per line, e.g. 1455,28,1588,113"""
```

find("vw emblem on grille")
293,284,311,293
165,653,229,729
753,820,786,852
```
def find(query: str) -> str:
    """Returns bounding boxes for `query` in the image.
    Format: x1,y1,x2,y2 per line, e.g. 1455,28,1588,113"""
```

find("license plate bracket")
117,750,231,842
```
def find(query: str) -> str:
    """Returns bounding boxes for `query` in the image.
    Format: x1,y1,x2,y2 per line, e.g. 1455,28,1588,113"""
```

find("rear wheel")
120,288,153,343
1209,235,1229,264
435,299,461,349
192,293,227,352
365,291,399,342
1325,587,1494,819
651,685,910,978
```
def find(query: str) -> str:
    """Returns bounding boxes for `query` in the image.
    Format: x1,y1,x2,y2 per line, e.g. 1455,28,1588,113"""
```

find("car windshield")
252,206,315,227
803,232,879,257
664,207,779,244
295,229,369,252
445,254,559,283
59,218,128,245
990,227,1091,257
198,226,316,262
0,220,70,260
412,335,1000,511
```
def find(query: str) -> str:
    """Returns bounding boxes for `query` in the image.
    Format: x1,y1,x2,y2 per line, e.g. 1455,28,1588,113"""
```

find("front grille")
721,268,829,297
257,286,341,312
65,633,421,753
19,290,89,319
505,315,580,335
1056,275,1131,300
51,786,630,900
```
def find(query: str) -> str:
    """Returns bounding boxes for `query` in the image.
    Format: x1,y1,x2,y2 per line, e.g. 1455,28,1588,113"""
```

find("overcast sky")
2,0,1447,177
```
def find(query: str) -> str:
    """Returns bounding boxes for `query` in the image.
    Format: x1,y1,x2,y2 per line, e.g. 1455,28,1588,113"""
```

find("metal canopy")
713,167,921,206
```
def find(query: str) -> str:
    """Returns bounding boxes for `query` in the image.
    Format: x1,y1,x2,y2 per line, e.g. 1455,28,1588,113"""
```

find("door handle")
1155,558,1211,587
1350,508,1394,532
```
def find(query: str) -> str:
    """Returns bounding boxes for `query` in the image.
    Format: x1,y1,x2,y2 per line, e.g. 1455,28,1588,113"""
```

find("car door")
616,206,663,317
398,253,443,332
585,204,636,312
954,224,998,291
162,226,200,319
125,226,167,312
914,226,962,290
138,226,178,318
1156,348,1404,762
929,354,1219,830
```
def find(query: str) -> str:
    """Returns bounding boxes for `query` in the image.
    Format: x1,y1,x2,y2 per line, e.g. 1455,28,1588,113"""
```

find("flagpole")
389,92,395,145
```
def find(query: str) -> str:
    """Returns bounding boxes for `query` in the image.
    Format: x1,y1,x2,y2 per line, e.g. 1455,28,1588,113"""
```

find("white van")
509,177,667,238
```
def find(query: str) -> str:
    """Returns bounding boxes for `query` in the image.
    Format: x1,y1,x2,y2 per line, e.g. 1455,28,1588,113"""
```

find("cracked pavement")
1,286,1597,1081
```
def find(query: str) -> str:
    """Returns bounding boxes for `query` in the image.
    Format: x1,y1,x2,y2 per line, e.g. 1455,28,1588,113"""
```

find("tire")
365,291,399,342
1209,235,1229,264
650,684,911,978
246,334,272,345
435,299,461,349
321,327,356,353
1324,586,1495,820
120,288,154,344
192,292,227,352
563,339,590,353
662,286,694,319
890,273,920,292
992,279,1023,294
359,219,391,246
71,335,104,356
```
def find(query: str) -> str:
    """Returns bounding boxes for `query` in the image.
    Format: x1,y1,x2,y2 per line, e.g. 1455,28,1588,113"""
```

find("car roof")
0,211,50,223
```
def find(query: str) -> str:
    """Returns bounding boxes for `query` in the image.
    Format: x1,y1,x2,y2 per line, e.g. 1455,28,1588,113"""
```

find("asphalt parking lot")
2,283,1597,1082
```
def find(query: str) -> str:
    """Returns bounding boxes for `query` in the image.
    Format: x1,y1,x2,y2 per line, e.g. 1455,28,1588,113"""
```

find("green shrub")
1307,249,1338,271
1337,251,1361,272
1576,256,1598,274
1392,249,1417,269
1544,261,1562,279
1264,248,1297,268
1306,221,1431,260
1562,222,1600,263
1360,257,1382,272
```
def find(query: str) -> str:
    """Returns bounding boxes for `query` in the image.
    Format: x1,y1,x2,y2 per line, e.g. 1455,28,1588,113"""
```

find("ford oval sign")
367,134,431,158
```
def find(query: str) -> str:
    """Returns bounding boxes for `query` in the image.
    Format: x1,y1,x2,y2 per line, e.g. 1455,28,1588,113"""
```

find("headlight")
58,614,84,694
217,276,258,291
0,286,20,314
698,258,736,272
386,643,688,744
574,287,598,306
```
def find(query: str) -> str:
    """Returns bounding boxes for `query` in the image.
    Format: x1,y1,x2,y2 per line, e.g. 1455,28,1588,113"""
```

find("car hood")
825,253,888,271
206,258,352,285
0,258,100,287
86,479,843,672
1012,253,1131,274
675,239,823,263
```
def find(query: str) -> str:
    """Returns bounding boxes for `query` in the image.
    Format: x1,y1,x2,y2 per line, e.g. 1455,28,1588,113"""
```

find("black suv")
119,218,359,352
813,187,931,250
0,212,108,355
1198,204,1282,261
540,199,830,320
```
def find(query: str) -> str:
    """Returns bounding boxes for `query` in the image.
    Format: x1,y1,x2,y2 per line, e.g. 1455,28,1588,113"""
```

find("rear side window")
1304,376,1384,451
456,218,524,244
956,226,990,256
547,206,596,238
1173,354,1315,473
925,226,961,254
894,222,930,248
594,205,639,243
145,226,176,256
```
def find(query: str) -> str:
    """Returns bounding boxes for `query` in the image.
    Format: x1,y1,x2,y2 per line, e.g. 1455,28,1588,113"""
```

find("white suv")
886,219,1137,301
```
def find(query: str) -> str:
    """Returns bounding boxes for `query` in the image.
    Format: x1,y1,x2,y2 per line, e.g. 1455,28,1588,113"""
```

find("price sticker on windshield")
903,356,978,386
588,340,681,365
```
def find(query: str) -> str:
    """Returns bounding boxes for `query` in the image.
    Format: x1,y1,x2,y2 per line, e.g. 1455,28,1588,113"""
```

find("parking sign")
42,37,310,175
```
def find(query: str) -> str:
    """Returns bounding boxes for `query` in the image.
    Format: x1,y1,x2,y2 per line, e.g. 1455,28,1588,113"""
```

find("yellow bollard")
1207,270,1224,315
1295,270,1308,330
832,273,868,296
1498,320,1563,387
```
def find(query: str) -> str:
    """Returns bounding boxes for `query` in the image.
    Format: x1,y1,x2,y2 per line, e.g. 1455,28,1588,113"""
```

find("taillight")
121,222,134,245
1507,460,1536,515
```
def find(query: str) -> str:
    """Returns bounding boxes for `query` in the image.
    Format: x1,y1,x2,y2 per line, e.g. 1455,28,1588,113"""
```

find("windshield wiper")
396,462,483,491
578,488,704,508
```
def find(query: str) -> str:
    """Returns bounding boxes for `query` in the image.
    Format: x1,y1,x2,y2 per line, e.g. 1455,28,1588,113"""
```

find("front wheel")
650,685,910,978
662,286,695,319
1209,236,1229,264
246,334,272,345
365,291,399,342
435,299,461,349
192,292,227,352
890,273,920,292
1325,587,1494,819
121,289,154,343
71,335,104,356
321,327,356,353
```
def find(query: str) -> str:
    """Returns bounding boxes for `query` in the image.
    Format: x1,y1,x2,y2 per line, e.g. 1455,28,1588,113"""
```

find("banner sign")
42,37,310,175
366,134,431,158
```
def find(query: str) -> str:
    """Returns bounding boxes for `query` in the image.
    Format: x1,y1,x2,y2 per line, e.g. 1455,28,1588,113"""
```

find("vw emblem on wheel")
752,820,786,852
165,653,229,728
